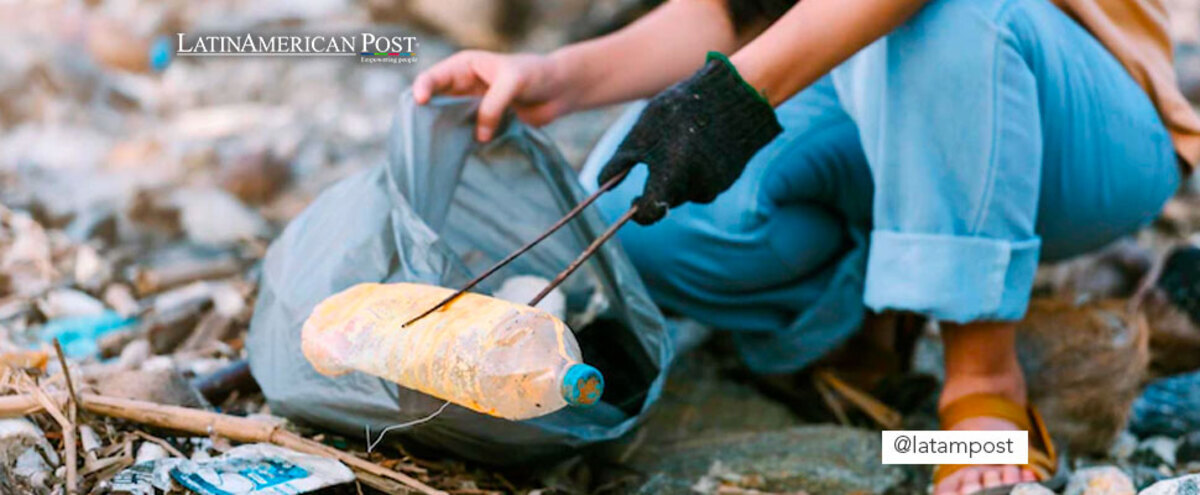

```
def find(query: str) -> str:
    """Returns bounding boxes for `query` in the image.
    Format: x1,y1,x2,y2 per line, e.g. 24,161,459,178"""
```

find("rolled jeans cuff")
863,231,1041,323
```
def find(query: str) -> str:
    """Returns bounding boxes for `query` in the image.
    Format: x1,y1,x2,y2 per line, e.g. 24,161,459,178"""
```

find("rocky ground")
6,0,1200,494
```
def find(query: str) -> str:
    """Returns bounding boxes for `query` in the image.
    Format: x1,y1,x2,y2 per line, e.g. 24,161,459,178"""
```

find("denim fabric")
578,0,1179,373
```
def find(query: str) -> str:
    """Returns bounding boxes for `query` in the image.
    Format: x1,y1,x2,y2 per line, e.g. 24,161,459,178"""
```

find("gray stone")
1139,473,1200,495
629,425,904,495
1017,298,1148,456
629,347,802,448
1110,431,1139,461
1176,431,1200,466
173,187,269,247
1131,370,1200,437
89,368,208,409
1064,466,1136,495
1129,465,1174,491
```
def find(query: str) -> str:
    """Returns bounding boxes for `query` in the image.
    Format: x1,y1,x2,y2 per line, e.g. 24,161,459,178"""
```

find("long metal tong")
401,169,636,327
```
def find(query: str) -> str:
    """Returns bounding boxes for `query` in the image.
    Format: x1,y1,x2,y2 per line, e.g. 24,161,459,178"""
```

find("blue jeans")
579,0,1180,373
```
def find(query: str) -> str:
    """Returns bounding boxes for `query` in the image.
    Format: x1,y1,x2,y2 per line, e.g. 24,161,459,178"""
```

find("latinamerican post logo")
175,32,419,64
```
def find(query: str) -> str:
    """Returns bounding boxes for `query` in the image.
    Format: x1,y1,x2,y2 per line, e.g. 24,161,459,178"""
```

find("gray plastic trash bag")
246,92,670,464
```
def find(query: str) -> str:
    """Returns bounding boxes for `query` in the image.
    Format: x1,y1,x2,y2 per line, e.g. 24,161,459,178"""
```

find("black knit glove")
598,52,783,225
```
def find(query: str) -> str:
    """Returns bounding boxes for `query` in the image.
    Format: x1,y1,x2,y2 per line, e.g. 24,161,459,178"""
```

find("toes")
1001,465,1021,485
936,466,1034,495
934,473,959,495
958,468,984,495
982,468,1003,488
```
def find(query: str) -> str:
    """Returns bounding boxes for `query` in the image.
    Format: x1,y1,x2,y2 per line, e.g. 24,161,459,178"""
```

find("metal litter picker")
300,169,638,420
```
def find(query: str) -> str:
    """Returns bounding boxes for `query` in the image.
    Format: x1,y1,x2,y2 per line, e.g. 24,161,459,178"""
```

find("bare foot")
935,321,1039,495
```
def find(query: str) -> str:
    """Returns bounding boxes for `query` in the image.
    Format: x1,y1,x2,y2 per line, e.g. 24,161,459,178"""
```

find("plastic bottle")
301,282,603,420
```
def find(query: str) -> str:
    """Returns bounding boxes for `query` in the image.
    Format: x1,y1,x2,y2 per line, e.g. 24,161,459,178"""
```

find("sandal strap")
938,393,1032,431
932,394,1058,485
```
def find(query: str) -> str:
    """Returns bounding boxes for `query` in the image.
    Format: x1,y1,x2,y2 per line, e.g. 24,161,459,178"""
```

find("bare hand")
413,51,573,142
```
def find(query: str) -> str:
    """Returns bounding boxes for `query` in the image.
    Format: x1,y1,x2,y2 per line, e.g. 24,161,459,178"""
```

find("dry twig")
0,392,446,495
814,369,902,430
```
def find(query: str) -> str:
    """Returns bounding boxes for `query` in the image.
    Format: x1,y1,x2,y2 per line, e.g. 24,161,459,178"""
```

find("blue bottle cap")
149,35,172,72
561,363,604,407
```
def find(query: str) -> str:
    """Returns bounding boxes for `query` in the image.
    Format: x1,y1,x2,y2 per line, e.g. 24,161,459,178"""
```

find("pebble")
173,187,269,247
1130,370,1200,437
1129,465,1175,491
1108,430,1138,461
1140,473,1200,495
1011,483,1056,495
1136,436,1180,467
1063,466,1136,495
1177,431,1200,466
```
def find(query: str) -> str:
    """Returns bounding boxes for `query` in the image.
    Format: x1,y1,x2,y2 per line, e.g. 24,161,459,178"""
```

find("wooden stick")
811,374,851,426
131,430,187,459
52,339,81,410
2,392,445,495
27,387,74,494
0,393,50,416
65,399,78,494
51,340,79,495
814,369,902,430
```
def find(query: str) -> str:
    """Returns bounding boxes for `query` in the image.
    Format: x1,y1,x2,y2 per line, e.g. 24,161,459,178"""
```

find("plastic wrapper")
111,444,353,495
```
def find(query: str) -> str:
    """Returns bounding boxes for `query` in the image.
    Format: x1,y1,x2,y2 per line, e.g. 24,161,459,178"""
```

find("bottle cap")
561,363,604,407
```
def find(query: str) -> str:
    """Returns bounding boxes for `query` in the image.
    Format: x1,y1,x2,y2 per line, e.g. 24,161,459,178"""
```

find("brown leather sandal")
933,393,1063,490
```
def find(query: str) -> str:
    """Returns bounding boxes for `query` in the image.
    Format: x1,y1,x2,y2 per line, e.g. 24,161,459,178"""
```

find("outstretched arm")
413,0,738,141
732,0,931,105
550,0,738,110
596,0,931,224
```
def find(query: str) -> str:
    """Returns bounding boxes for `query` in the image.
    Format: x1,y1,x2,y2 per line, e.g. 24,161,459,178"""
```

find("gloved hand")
598,52,783,225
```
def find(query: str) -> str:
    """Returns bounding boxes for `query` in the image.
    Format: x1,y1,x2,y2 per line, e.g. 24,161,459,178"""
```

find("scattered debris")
115,443,355,495
41,311,138,358
2,0,1200,494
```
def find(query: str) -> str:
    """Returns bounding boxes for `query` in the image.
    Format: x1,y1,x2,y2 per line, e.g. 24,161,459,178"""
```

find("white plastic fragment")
103,284,141,317
14,448,51,489
492,275,566,321
78,425,101,453
0,418,45,463
135,442,168,464
37,288,106,319
140,355,175,372
118,339,152,370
